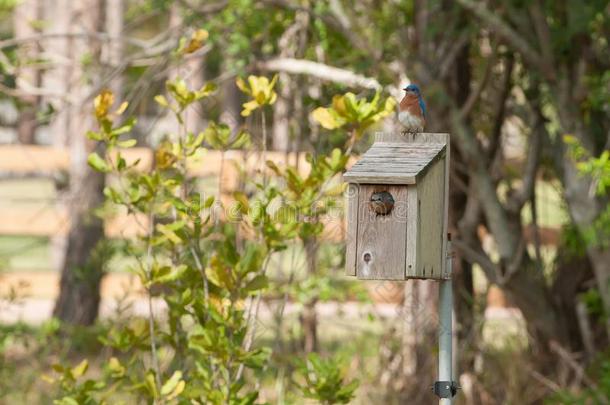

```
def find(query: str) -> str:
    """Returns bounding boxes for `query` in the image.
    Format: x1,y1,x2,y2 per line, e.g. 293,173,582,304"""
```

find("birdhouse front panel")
354,185,408,280
344,132,450,281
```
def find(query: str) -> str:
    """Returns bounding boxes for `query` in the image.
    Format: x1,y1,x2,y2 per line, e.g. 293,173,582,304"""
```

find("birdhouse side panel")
345,184,359,276
405,186,419,278
355,185,408,280
417,158,446,278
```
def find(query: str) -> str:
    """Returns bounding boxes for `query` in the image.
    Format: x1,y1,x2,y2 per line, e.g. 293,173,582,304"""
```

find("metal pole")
438,240,454,405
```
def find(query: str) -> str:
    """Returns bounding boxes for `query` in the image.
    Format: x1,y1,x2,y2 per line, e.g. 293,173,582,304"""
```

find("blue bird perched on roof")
398,84,426,133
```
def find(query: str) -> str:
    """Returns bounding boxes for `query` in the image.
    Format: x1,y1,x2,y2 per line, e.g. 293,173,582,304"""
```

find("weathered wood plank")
342,174,418,185
405,186,419,277
344,137,446,184
345,184,359,276
417,159,445,278
375,132,450,144
356,185,407,280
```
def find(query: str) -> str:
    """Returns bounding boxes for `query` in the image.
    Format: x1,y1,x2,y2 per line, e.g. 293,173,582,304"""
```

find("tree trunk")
52,0,108,325
53,169,105,324
42,0,72,271
14,0,42,144
42,0,71,148
220,57,241,132
105,0,124,98
272,73,291,152
553,96,610,338
169,4,206,135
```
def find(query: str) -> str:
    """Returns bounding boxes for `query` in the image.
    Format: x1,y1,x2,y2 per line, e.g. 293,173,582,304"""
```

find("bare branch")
0,81,68,100
256,58,382,90
438,33,470,80
489,55,514,159
457,48,495,120
549,341,609,405
263,0,375,55
177,0,228,14
451,114,520,259
0,32,152,51
507,109,543,211
529,1,555,78
456,0,555,81
452,238,499,283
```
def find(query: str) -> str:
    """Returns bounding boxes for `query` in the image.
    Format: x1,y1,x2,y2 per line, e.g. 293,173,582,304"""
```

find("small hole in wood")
363,252,372,263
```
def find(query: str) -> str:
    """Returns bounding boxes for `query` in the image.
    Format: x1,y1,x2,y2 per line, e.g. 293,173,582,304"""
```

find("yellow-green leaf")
161,371,183,396
107,357,125,378
182,29,208,54
235,77,249,94
154,95,169,108
312,107,341,130
71,359,88,378
241,100,259,117
115,101,129,115
167,380,185,400
87,152,110,173
233,191,250,213
117,139,137,148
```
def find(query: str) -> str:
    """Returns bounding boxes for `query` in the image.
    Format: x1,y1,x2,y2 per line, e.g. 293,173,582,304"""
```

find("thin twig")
145,208,163,400
549,341,609,405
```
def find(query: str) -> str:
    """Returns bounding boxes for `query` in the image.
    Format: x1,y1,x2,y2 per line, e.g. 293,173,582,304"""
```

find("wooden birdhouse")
344,132,450,280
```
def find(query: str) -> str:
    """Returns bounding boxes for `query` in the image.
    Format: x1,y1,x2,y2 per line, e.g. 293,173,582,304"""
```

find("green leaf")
233,191,250,214
161,371,183,396
117,139,137,148
154,264,188,284
154,94,169,107
71,359,88,378
205,264,234,289
53,397,79,405
87,152,110,173
195,82,217,99
86,130,104,141
156,223,184,244
110,118,137,136
145,371,159,398
107,357,125,378
244,274,268,293
312,107,341,130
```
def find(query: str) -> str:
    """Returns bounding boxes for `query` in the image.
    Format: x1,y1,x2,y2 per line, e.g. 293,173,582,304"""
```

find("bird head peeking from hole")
369,191,395,215
399,84,426,133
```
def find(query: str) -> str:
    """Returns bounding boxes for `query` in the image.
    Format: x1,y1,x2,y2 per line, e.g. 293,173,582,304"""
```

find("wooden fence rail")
0,145,559,246
0,145,346,241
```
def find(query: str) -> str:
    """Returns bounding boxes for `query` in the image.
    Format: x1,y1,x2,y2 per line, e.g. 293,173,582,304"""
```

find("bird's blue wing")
419,97,426,118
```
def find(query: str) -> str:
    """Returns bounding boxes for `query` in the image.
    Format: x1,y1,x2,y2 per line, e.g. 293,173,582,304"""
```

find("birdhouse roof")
343,142,446,185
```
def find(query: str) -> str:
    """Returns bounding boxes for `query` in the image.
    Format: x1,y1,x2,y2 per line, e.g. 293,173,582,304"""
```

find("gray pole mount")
433,235,459,403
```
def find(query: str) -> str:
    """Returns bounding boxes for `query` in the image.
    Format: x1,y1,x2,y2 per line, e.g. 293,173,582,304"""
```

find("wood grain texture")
375,132,449,144
405,186,419,277
356,185,408,280
441,136,450,278
343,140,445,184
345,184,359,276
416,159,445,278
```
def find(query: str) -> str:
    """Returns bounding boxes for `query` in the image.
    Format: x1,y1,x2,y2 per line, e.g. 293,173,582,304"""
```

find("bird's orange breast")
399,94,423,116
